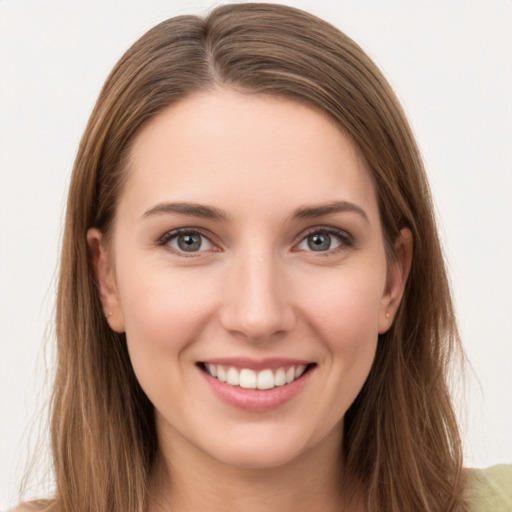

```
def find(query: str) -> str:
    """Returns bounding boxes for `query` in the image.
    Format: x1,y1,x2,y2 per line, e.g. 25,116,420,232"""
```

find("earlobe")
87,228,125,333
378,228,413,334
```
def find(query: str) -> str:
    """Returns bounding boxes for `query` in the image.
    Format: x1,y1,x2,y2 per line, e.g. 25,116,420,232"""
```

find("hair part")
50,4,465,511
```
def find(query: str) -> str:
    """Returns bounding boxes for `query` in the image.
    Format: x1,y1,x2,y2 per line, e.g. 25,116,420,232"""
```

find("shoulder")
6,500,54,512
466,464,512,512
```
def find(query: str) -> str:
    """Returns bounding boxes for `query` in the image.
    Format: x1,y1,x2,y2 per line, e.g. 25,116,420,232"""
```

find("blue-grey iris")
178,233,202,252
307,233,331,251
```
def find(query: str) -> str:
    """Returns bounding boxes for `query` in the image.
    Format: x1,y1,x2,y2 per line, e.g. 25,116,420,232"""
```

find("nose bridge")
220,242,294,340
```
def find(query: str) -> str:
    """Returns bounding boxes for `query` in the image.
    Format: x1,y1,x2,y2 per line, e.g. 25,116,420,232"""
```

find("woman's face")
90,89,409,471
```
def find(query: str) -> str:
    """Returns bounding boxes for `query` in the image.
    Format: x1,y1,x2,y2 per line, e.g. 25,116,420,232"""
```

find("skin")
88,89,412,512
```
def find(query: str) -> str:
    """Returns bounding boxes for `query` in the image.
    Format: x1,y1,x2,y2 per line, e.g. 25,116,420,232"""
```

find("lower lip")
200,367,313,412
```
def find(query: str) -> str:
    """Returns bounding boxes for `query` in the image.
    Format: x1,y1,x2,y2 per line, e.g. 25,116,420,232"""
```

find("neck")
148,426,365,512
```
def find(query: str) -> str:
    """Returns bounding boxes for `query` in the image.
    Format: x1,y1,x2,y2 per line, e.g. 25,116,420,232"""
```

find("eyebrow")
142,200,368,223
143,202,231,222
292,200,369,223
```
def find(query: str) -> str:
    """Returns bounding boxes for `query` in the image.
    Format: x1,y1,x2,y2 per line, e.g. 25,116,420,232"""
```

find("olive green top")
9,465,512,511
466,464,512,511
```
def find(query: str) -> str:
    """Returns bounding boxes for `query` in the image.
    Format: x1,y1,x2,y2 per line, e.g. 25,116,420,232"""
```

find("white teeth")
204,363,311,389
257,369,274,390
274,368,286,387
208,364,217,378
217,366,227,383
239,369,257,389
226,367,240,386
295,365,306,378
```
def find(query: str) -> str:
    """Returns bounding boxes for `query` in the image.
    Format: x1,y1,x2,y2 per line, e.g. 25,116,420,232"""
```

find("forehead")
121,89,380,224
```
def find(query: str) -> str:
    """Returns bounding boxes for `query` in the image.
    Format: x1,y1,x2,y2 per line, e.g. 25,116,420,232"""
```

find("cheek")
115,260,222,412
116,257,219,355
300,265,386,346
299,265,385,394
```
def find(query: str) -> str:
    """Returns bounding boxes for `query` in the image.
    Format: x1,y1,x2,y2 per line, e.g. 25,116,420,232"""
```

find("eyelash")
295,226,353,255
158,228,216,257
157,226,353,257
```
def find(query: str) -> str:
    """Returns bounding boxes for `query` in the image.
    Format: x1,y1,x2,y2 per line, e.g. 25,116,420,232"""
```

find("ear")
87,228,125,333
378,228,413,334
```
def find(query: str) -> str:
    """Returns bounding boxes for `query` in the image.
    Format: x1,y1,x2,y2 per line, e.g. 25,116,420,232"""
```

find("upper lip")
198,357,314,371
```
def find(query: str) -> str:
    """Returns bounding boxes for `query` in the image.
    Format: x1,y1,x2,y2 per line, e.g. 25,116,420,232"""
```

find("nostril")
218,270,296,340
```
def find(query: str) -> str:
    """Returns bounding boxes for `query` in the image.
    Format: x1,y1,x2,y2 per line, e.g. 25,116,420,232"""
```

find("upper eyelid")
292,226,353,253
157,225,352,250
296,225,352,242
158,227,218,249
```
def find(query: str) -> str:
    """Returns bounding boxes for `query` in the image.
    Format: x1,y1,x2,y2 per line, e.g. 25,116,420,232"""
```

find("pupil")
308,233,331,251
178,234,202,252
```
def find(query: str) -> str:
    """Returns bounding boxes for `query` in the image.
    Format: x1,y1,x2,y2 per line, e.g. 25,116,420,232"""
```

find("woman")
10,3,511,512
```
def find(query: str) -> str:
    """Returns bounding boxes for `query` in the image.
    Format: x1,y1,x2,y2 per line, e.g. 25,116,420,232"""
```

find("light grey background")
1,1,511,508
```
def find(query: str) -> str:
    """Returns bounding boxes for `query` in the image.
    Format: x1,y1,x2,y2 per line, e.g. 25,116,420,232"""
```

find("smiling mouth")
198,362,316,390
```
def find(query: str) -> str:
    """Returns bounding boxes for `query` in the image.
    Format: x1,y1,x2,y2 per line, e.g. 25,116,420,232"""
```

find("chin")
196,419,341,471
207,437,309,470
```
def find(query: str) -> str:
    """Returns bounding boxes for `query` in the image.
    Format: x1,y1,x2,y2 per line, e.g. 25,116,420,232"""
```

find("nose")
219,248,296,342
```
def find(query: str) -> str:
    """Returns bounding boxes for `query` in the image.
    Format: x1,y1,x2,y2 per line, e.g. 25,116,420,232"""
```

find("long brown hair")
49,3,465,511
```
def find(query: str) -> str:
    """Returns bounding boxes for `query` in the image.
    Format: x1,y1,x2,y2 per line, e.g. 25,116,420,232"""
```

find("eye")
160,229,215,254
296,228,351,253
